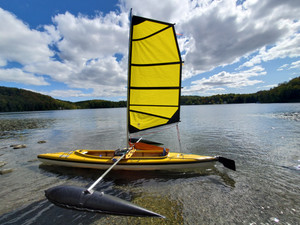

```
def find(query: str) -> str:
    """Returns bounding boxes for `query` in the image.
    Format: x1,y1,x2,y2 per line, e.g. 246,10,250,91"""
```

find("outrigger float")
38,13,235,218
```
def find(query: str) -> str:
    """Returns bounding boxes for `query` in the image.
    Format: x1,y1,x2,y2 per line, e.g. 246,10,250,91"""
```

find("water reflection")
38,164,236,189
0,199,106,225
1,104,300,224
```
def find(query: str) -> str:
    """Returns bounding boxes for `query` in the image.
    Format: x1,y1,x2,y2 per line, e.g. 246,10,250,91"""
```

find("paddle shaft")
86,137,142,194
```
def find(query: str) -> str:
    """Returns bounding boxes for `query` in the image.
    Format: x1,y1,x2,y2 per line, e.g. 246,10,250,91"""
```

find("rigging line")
176,123,183,152
132,25,172,41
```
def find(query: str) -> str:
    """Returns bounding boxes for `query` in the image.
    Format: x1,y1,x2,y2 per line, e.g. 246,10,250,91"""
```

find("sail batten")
132,25,173,41
131,61,181,66
129,110,172,120
130,87,179,90
128,15,182,133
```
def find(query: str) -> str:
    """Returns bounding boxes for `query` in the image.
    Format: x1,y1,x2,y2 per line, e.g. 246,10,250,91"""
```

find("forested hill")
181,76,300,105
0,76,299,112
0,87,126,112
0,87,77,112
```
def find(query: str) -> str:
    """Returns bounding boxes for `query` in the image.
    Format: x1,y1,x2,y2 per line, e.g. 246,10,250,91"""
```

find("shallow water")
0,104,299,224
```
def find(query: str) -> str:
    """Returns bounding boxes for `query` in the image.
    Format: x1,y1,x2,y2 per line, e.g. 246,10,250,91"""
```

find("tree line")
0,77,299,112
0,87,126,112
180,76,300,105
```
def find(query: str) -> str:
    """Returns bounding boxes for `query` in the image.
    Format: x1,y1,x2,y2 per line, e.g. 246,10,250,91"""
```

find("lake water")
0,104,299,225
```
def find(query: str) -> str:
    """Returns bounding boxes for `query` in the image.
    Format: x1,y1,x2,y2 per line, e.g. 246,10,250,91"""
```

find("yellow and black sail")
128,15,183,133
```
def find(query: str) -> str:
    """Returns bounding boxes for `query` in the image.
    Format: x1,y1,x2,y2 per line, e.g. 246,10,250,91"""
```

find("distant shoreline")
0,77,299,112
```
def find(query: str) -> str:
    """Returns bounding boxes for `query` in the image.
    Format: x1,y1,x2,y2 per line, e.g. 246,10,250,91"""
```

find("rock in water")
0,168,13,175
10,144,26,149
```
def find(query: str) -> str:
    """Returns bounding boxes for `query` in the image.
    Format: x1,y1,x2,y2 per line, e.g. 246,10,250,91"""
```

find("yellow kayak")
38,142,217,171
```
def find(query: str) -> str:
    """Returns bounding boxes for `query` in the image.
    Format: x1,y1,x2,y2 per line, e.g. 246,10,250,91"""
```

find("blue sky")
0,0,299,102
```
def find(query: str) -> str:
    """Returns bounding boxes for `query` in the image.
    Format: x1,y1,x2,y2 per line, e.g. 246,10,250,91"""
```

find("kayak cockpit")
75,147,169,159
74,141,170,159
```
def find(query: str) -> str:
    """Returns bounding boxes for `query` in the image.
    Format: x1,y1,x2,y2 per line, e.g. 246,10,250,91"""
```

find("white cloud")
183,1,300,77
26,11,129,92
277,64,289,71
1,0,300,100
241,31,300,68
290,60,300,70
277,60,300,71
0,8,53,66
291,60,300,69
120,0,300,80
0,7,129,97
121,0,191,22
41,85,127,99
183,66,266,95
51,11,128,64
258,84,277,90
0,68,49,85
40,89,90,98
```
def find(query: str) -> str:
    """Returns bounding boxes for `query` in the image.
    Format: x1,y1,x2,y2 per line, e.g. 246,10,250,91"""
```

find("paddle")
44,137,165,218
217,156,236,171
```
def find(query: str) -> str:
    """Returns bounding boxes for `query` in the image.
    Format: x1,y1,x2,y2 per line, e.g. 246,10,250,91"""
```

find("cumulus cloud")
51,11,128,64
0,8,53,66
122,0,300,80
0,68,49,85
26,11,129,91
1,0,300,100
0,7,129,98
240,32,300,68
180,1,300,78
121,0,191,22
40,89,91,98
183,66,266,95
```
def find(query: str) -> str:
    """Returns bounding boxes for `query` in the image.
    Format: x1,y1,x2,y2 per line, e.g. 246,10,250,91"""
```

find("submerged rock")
37,140,46,144
28,159,38,162
10,144,27,149
0,161,7,167
0,168,13,175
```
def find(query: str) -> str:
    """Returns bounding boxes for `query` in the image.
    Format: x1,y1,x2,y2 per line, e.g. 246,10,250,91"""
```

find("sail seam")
132,25,172,41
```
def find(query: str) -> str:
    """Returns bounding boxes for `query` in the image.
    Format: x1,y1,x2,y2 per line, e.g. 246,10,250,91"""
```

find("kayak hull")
38,150,217,171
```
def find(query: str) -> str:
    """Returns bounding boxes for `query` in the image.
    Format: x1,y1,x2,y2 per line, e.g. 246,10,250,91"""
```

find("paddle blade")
45,185,164,218
218,157,236,171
